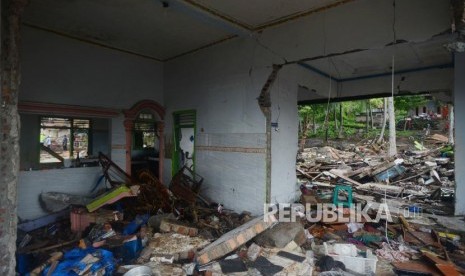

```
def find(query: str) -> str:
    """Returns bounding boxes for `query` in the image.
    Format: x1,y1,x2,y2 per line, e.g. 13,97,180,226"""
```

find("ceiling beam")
169,0,251,35
23,23,164,62
298,90,447,105
179,0,356,32
255,0,356,31
340,63,453,82
23,22,236,62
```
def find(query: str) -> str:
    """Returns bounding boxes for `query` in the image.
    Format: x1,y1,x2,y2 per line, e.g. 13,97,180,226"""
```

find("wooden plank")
392,261,441,276
329,169,362,186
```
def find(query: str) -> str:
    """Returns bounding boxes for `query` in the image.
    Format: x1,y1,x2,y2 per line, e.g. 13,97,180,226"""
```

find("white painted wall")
18,27,165,219
269,66,300,204
164,37,278,214
454,52,465,215
20,27,164,108
18,167,101,220
164,37,325,214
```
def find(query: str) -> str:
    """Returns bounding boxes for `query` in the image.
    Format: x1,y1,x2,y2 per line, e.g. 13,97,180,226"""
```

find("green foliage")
369,98,384,109
394,95,428,111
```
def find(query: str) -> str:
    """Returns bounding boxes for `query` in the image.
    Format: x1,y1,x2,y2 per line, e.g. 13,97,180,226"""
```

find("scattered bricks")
196,214,277,265
159,218,198,237
247,243,262,261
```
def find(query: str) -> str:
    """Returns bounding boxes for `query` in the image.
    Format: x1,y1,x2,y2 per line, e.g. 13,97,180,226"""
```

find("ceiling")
302,35,454,80
23,0,233,61
23,0,355,61
23,0,453,72
187,0,348,29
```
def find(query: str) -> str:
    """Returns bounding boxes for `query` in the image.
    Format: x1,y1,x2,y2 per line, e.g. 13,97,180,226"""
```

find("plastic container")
123,265,152,276
323,242,378,274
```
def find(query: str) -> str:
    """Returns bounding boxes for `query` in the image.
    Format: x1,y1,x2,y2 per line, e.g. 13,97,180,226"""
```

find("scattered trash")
15,135,462,275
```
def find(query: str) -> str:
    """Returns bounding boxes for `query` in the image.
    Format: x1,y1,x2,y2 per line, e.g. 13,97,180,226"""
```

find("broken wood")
329,169,362,186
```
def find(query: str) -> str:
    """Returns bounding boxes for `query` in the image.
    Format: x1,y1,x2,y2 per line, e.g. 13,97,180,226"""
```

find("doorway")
172,110,196,175
131,111,159,176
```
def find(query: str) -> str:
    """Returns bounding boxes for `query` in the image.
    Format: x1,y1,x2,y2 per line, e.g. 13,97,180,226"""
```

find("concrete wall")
18,167,101,220
270,66,300,204
164,38,271,214
18,27,164,220
20,27,163,108
164,37,319,214
454,52,465,215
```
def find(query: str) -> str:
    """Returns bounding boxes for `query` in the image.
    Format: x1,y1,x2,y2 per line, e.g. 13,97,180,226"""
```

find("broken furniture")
170,165,208,222
332,185,353,207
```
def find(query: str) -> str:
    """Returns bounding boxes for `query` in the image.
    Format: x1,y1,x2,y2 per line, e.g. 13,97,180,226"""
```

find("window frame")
38,115,93,164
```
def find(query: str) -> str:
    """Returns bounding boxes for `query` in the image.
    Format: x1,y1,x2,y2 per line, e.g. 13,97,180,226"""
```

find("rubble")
15,133,464,276
254,222,306,248
294,134,463,276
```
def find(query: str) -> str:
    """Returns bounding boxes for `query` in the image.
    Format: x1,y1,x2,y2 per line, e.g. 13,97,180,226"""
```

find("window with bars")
133,112,157,150
39,117,91,163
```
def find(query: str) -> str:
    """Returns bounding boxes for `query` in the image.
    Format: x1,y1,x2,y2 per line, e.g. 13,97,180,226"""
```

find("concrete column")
455,52,465,215
0,0,27,274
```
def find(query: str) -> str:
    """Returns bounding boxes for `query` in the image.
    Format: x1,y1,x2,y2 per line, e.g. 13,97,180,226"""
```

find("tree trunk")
0,0,27,274
299,114,311,151
312,111,316,134
388,96,397,156
449,103,454,145
377,98,387,144
365,100,369,136
369,101,374,129
334,103,338,132
324,107,330,143
338,103,344,138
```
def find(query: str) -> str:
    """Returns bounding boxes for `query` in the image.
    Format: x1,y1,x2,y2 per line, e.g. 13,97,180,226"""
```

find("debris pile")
292,133,464,275
16,153,283,275
297,134,455,216
15,134,464,275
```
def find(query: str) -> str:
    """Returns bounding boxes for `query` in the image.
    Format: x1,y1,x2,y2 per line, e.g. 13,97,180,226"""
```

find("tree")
365,100,369,136
298,105,312,150
377,98,388,144
394,95,428,113
388,96,397,156
449,104,454,145
338,103,344,138
334,103,338,132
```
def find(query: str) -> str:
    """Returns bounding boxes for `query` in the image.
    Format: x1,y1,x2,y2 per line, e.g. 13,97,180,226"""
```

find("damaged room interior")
1,0,465,275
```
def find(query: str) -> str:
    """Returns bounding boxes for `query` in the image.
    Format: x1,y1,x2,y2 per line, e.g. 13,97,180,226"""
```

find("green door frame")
172,110,196,176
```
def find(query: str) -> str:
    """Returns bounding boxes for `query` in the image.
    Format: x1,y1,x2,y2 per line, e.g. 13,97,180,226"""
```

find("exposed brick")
159,218,198,237
196,214,276,265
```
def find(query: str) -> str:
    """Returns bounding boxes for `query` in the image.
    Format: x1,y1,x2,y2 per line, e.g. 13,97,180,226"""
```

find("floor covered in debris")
15,132,465,276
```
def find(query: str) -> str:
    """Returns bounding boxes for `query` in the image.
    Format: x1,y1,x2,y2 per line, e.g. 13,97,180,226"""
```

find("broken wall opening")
297,93,456,216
